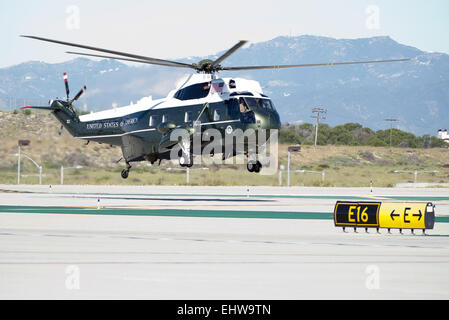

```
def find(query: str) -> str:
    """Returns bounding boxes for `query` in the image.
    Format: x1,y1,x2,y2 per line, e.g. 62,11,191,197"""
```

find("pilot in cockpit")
239,98,249,113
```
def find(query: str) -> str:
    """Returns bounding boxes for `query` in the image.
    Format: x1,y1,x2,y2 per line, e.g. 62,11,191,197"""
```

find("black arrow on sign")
390,210,400,220
413,210,423,221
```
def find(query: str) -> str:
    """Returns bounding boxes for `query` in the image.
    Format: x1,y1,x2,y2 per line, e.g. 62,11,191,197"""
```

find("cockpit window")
244,97,258,110
241,97,276,111
258,99,273,110
239,98,250,113
174,82,210,100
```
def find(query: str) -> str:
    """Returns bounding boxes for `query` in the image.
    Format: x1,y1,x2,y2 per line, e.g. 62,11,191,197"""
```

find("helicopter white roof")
79,74,264,122
79,96,166,122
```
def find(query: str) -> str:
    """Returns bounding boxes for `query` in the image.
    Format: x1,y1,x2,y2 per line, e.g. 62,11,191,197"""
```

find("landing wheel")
254,161,262,173
121,162,131,179
247,161,262,173
179,153,193,168
121,169,129,179
247,161,256,173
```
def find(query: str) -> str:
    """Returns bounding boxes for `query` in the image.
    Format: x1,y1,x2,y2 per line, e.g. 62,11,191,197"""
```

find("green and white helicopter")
20,35,410,179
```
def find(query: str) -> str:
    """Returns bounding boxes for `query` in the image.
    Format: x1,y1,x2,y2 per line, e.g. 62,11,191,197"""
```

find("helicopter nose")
271,111,281,130
253,110,281,131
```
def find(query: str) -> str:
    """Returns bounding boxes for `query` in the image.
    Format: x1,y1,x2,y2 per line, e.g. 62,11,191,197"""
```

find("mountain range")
1,35,448,136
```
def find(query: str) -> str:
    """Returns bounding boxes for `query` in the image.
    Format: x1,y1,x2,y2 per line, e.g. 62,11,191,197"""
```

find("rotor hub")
195,59,221,73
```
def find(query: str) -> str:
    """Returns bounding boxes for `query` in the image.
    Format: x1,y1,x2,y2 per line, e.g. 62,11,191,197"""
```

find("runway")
1,184,449,299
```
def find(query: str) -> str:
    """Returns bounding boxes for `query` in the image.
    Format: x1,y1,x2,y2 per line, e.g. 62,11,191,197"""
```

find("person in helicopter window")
239,97,253,123
203,82,211,91
239,98,248,113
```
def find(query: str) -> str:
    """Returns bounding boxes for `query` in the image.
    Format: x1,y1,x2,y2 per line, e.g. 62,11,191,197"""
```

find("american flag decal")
210,81,224,94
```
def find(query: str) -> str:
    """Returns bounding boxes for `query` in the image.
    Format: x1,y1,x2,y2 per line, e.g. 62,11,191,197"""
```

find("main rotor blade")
221,58,412,71
21,35,197,70
66,51,184,67
211,40,248,68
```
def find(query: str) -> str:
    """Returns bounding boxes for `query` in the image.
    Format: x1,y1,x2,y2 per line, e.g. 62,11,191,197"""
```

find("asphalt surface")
0,185,448,299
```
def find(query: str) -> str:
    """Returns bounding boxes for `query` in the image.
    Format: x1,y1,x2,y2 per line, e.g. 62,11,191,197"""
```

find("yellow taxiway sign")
334,201,435,233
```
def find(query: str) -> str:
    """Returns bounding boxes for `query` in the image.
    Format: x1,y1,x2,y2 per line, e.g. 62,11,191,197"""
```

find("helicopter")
20,35,410,179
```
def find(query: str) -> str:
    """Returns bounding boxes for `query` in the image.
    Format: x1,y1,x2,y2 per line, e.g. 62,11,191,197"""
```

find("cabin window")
184,111,193,123
227,99,240,120
149,115,160,127
174,82,211,101
213,109,221,121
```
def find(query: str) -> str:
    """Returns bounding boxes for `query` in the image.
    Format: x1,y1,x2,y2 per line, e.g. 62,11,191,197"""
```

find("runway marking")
6,189,449,201
0,205,332,220
364,195,392,200
1,205,449,222
1,261,449,265
2,250,449,257
97,203,333,209
67,195,275,203
0,189,32,193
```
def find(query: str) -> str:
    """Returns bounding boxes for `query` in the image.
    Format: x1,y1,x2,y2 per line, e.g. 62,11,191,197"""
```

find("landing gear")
179,152,193,168
254,161,261,173
178,138,193,168
247,160,262,173
121,163,132,179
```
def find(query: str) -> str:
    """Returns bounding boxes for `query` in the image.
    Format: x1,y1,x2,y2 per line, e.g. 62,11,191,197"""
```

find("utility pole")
287,146,301,187
17,140,30,184
311,108,327,146
17,144,21,185
384,118,399,147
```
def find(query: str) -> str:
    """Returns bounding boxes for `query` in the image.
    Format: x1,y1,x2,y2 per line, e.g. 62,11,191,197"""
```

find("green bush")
279,122,446,148
366,136,388,147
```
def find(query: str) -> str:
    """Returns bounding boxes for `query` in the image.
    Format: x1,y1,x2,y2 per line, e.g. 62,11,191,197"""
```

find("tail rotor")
19,71,87,136
63,72,70,101
72,85,87,102
61,72,87,134
62,72,86,112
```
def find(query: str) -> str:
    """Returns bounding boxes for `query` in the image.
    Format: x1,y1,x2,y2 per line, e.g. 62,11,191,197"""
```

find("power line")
311,108,327,146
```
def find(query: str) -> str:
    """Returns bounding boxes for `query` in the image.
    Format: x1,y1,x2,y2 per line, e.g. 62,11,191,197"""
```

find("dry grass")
1,110,448,187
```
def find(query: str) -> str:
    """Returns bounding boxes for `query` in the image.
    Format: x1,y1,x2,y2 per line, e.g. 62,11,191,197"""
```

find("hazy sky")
1,0,448,68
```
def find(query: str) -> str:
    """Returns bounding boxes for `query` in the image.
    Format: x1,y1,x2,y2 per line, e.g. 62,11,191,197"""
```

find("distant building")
437,129,449,143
